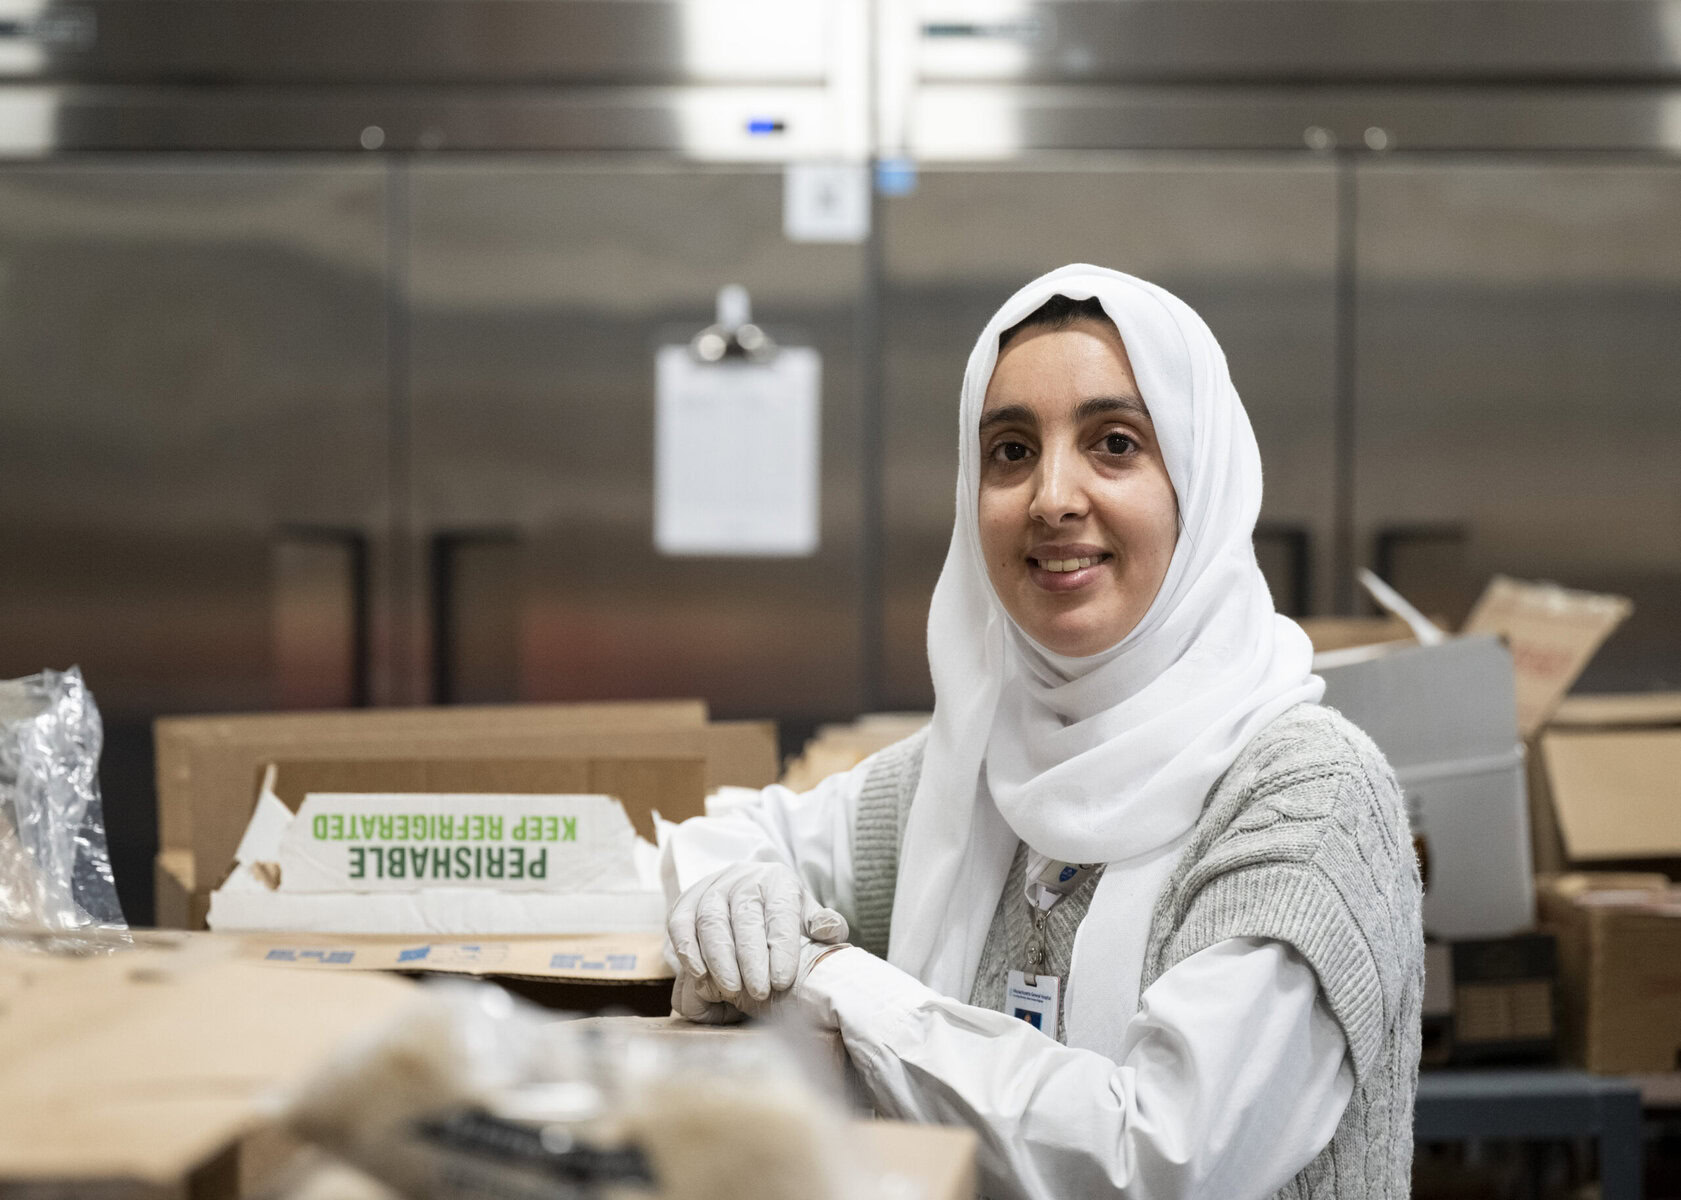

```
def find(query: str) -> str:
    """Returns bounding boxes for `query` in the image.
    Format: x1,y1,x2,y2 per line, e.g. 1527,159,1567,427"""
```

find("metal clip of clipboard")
689,284,779,364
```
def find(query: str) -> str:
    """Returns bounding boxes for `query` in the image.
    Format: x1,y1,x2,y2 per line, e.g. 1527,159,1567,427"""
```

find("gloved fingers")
763,873,806,993
671,973,742,1026
801,891,850,944
670,974,702,1020
694,881,744,996
729,880,773,1001
667,880,717,981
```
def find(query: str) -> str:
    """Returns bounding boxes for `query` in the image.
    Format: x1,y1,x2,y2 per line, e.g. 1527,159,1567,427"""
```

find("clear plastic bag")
285,983,868,1200
0,666,126,932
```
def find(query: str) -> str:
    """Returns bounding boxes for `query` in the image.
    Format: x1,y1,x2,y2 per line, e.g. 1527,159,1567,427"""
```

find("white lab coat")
662,756,1356,1200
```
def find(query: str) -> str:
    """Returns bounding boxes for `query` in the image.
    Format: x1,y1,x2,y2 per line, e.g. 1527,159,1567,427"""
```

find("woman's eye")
1101,432,1136,456
994,441,1030,463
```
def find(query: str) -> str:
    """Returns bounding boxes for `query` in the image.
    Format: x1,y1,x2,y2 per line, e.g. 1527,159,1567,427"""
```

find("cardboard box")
564,1016,977,1200
0,931,414,1199
154,700,724,931
781,713,929,793
705,719,781,790
1460,578,1633,741
1537,872,1681,1073
1530,692,1681,875
0,934,975,1200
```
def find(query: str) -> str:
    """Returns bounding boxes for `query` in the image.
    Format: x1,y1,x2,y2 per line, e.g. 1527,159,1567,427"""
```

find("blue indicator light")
875,157,918,196
747,118,786,136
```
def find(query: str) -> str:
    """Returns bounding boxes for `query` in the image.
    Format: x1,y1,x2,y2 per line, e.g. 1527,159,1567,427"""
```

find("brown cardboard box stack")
1310,576,1681,1071
1524,686,1681,1077
1536,873,1681,1074
779,712,929,793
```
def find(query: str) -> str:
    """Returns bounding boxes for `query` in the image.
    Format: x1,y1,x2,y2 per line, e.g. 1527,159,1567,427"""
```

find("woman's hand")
671,939,856,1026
666,861,849,1006
670,969,744,1025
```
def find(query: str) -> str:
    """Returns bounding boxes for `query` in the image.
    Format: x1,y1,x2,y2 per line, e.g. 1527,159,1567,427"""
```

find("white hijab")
886,264,1324,1036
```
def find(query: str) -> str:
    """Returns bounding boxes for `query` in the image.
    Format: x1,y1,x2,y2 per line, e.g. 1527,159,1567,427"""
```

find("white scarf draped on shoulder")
885,264,1324,1049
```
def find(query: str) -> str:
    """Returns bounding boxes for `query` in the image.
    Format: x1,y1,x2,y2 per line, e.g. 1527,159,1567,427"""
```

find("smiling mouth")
1028,554,1112,573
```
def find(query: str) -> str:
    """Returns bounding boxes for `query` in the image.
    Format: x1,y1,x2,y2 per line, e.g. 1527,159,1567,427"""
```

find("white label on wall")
654,344,821,556
784,162,870,243
278,793,638,893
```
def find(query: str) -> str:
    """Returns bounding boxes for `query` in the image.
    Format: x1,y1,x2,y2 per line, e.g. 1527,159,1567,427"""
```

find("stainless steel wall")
0,164,392,717
406,161,868,717
1353,160,1681,688
0,162,396,917
4,0,1681,922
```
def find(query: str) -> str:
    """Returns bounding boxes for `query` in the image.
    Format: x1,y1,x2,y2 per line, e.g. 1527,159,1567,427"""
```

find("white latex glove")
670,970,744,1026
666,861,849,1003
727,940,854,1024
671,939,854,1026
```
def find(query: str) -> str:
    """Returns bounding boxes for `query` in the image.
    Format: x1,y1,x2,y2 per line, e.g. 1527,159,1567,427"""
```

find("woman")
661,264,1423,1200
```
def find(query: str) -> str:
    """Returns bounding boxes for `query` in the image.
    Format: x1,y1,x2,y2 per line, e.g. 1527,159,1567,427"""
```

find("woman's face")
977,318,1179,657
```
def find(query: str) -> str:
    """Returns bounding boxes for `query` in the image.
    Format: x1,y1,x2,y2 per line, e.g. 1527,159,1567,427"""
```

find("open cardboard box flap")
1461,576,1634,738
1332,573,1634,739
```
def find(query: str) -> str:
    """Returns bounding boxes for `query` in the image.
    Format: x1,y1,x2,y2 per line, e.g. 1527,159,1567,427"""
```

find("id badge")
1006,969,1061,1034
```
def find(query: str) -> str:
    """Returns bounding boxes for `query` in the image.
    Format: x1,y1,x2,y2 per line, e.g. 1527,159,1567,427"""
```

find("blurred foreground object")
0,666,125,932
284,984,971,1200
0,930,414,1197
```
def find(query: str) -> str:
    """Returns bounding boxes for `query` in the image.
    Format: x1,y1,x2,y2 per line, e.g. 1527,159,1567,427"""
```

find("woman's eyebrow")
1076,394,1153,425
978,403,1035,433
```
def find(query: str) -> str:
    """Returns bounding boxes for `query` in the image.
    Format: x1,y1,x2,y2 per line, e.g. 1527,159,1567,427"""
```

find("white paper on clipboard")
654,343,821,556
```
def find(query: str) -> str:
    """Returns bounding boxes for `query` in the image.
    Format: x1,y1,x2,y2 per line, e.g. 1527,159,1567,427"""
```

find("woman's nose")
1027,448,1089,524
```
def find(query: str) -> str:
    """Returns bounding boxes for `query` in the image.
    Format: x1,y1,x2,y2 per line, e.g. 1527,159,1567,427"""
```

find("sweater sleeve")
1148,708,1423,1088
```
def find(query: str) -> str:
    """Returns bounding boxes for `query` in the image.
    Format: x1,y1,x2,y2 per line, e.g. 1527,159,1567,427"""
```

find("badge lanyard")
1024,851,1102,913
1009,852,1103,1035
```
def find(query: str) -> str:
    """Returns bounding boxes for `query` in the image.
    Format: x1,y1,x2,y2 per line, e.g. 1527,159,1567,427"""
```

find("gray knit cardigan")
848,703,1424,1199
